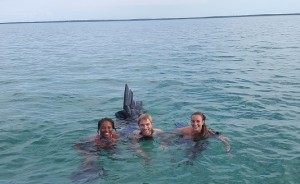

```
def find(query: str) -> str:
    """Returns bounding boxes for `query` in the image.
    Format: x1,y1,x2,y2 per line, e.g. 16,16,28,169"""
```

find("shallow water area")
0,15,300,183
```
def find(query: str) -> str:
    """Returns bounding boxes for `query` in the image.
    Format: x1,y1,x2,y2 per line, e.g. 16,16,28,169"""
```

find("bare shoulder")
130,130,140,139
113,134,121,139
132,130,140,135
153,128,163,135
177,126,192,134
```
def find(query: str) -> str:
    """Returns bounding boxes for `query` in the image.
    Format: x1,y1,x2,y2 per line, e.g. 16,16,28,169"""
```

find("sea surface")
0,15,300,184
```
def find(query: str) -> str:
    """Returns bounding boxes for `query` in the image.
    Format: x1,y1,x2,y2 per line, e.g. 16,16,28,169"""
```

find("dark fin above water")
115,84,143,121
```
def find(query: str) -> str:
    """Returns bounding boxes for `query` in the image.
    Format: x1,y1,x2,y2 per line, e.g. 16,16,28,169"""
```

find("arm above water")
212,132,231,153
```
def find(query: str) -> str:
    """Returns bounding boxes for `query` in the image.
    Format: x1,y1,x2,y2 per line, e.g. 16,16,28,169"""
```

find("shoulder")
130,130,141,139
177,126,192,134
153,128,163,136
132,130,140,135
177,126,191,131
112,134,121,139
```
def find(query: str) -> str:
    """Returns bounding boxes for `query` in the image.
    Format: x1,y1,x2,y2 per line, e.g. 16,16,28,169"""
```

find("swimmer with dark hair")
72,117,121,182
95,117,120,148
73,117,120,158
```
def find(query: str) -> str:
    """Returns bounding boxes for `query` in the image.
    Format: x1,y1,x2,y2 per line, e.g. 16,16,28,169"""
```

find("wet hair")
191,112,206,122
98,117,116,130
138,113,152,125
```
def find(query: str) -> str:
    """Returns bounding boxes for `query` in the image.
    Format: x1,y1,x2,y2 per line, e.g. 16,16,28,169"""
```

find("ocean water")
0,15,300,184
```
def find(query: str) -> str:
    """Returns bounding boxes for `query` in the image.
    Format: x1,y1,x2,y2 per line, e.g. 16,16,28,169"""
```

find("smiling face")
138,118,153,136
191,114,204,133
99,121,114,139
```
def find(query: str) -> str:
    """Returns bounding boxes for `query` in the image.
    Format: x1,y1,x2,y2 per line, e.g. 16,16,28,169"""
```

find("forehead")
139,119,151,124
191,115,203,120
100,121,112,127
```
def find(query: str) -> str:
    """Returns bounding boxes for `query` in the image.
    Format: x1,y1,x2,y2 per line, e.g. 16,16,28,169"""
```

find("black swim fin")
115,84,143,120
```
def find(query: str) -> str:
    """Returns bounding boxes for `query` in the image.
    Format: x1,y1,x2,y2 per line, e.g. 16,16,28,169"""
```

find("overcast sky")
1,0,300,23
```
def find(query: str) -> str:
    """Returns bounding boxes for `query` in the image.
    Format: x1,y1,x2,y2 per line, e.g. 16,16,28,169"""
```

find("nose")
141,124,148,129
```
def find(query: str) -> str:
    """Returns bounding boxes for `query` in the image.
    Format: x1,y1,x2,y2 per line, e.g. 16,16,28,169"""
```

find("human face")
191,115,204,132
99,121,113,138
138,119,153,136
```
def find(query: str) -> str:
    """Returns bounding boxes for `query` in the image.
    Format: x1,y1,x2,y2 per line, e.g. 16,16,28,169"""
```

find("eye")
192,120,201,123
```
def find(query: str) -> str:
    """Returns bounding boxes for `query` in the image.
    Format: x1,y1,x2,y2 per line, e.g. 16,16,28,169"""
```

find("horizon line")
1,13,300,25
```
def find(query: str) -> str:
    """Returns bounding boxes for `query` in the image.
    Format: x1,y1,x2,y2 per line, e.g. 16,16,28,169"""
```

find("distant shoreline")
1,13,299,25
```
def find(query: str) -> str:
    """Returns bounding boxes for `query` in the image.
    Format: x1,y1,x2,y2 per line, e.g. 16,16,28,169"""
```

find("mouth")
103,132,111,137
192,125,201,130
142,130,151,136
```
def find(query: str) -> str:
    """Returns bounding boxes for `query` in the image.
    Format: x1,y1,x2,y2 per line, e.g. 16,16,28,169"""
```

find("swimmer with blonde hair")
130,113,164,163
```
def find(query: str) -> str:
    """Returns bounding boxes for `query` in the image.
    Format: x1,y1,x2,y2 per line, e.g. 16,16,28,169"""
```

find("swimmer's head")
98,118,116,130
138,113,153,137
191,112,206,122
138,113,152,125
190,112,206,132
97,117,116,138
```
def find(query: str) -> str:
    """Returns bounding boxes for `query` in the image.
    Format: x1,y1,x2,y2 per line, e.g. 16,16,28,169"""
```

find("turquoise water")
1,15,300,183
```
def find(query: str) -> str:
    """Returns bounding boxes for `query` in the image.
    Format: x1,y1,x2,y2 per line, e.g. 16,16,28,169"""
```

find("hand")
227,151,234,159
